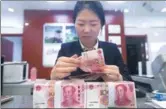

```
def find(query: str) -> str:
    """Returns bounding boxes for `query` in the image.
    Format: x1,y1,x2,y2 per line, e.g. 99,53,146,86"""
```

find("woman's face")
75,9,101,45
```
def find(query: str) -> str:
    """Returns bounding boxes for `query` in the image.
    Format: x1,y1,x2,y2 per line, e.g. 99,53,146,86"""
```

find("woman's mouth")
82,36,90,37
82,36,93,39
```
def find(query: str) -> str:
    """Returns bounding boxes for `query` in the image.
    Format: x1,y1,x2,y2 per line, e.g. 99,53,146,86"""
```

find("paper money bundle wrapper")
33,80,137,108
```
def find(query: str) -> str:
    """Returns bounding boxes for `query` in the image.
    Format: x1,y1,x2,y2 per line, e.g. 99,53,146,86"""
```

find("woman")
50,1,132,82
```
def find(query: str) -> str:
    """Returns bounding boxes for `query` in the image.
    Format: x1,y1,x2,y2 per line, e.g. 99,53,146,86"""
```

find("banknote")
108,81,137,108
60,79,85,108
33,80,49,108
79,55,90,72
80,48,105,73
86,82,109,108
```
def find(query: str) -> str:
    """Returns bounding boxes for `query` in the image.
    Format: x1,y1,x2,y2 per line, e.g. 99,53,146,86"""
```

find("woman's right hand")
50,54,80,80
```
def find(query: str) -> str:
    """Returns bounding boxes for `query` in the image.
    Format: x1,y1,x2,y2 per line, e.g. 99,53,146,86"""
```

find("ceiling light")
107,1,127,4
161,8,166,12
141,23,149,28
8,8,14,12
47,1,66,3
124,9,129,13
154,32,159,36
25,23,29,26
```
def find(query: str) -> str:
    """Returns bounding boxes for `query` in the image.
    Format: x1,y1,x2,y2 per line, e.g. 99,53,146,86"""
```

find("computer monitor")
151,54,166,92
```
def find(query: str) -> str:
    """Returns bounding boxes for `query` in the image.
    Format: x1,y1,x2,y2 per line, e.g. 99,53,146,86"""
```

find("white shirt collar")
79,40,99,50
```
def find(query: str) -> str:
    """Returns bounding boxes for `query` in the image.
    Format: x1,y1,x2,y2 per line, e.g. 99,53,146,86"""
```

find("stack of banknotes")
33,80,137,108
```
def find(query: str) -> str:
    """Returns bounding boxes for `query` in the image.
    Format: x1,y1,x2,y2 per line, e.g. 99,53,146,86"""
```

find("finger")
51,65,58,76
71,54,78,58
100,65,119,74
56,61,79,67
103,65,119,70
55,67,77,73
51,66,61,80
50,66,76,79
105,74,118,81
59,57,80,65
102,68,120,76
55,72,71,79
77,56,82,60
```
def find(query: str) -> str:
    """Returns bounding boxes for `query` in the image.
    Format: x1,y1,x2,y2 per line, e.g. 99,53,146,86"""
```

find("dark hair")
73,1,105,27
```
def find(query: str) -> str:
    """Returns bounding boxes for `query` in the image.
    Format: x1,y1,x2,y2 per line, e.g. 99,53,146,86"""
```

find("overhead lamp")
124,9,129,13
106,1,127,4
8,8,14,12
161,8,166,12
154,32,159,36
46,1,66,3
25,22,29,26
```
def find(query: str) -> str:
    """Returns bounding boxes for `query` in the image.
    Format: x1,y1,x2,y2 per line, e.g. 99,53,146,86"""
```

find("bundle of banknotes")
33,80,137,108
79,48,105,73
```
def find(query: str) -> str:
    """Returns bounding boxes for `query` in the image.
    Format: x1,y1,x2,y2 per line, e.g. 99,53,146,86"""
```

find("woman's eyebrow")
77,19,99,22
90,20,100,23
90,20,99,22
77,19,85,22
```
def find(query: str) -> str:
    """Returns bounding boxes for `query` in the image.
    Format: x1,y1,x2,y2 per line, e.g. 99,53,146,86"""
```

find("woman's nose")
83,25,91,33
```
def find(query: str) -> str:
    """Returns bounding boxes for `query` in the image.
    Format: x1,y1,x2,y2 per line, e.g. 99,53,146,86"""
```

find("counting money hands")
68,48,105,80
79,48,105,73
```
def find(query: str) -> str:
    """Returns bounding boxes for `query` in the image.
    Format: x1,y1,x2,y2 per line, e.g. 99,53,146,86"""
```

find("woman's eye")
91,24,97,26
78,24,84,26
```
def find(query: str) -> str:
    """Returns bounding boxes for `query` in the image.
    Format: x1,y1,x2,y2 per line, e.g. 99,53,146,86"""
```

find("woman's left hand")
100,65,123,82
